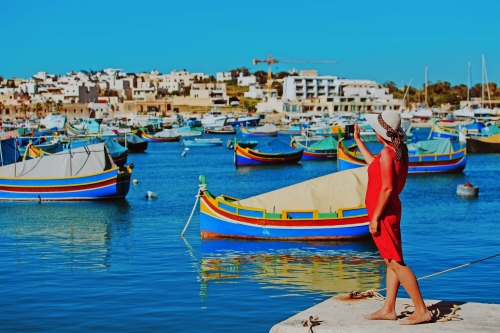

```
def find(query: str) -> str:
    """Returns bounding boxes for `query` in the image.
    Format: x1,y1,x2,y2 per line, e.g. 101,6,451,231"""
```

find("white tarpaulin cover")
155,129,180,138
248,124,277,133
236,167,368,212
0,143,115,179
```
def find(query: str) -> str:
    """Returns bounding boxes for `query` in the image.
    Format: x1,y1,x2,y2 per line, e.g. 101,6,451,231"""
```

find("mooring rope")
181,183,207,237
347,253,500,322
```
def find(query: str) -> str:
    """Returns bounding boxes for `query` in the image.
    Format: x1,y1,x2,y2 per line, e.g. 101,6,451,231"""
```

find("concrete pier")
270,296,499,332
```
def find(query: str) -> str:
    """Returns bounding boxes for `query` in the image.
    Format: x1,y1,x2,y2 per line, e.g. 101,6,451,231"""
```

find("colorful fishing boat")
234,139,303,166
198,167,370,240
65,123,88,136
466,133,500,153
240,125,278,137
290,136,338,160
337,139,467,173
136,129,181,142
0,143,132,201
430,121,459,140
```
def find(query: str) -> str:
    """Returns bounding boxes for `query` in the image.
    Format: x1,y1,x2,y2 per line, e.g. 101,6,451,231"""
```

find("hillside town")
0,67,408,124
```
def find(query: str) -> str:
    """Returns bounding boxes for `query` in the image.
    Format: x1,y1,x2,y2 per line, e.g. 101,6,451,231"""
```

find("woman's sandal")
364,312,397,320
399,311,433,325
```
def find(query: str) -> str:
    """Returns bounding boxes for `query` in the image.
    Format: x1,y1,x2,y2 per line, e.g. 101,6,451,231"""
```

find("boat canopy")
155,128,180,138
255,139,301,154
480,125,500,135
309,136,338,149
0,143,115,178
479,133,500,143
236,167,368,213
126,134,145,144
0,138,22,166
413,139,453,155
99,136,128,157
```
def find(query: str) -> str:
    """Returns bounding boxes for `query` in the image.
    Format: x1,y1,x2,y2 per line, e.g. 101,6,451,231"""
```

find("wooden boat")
18,140,60,156
337,139,467,173
240,125,278,137
290,136,338,160
430,121,459,140
466,133,500,153
136,129,181,142
234,139,303,166
0,142,132,201
182,138,223,147
115,134,148,153
204,125,236,135
65,123,90,136
198,167,370,240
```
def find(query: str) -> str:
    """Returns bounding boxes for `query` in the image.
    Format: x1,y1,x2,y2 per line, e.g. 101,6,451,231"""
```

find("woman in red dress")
353,111,432,325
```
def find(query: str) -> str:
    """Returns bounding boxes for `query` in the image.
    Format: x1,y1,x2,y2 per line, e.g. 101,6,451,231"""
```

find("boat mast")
467,62,470,104
425,66,428,108
483,54,492,108
481,54,484,108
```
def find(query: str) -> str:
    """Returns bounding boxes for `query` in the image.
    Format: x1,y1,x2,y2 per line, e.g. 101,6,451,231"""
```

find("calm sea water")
0,129,499,332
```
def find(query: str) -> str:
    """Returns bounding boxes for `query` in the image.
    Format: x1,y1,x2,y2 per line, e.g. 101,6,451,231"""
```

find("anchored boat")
337,139,466,173
198,167,370,240
234,139,303,166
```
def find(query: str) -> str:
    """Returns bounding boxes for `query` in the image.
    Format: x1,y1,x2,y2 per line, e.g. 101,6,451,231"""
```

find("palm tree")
44,99,53,114
55,101,63,114
34,102,43,118
20,103,29,120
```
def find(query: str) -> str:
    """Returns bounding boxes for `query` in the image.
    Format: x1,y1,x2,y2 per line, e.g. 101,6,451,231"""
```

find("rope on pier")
346,253,500,322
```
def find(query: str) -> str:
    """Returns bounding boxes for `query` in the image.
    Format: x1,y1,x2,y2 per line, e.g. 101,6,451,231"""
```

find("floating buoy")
146,191,157,199
181,151,187,157
133,179,138,184
184,148,189,151
457,181,479,198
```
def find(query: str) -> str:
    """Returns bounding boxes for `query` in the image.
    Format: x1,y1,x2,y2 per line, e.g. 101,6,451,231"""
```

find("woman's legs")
365,260,400,318
386,259,428,320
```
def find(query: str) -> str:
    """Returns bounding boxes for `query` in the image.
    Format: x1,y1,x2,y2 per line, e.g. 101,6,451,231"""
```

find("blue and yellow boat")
198,167,370,240
0,142,131,201
234,139,303,166
337,139,467,173
290,136,338,160
430,121,460,140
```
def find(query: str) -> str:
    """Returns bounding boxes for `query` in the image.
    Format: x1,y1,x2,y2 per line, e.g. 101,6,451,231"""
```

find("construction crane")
252,53,338,98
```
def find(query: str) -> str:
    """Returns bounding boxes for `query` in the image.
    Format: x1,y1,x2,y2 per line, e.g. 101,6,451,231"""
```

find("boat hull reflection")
200,239,384,295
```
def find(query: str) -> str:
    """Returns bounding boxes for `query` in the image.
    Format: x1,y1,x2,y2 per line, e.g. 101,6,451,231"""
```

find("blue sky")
1,0,499,88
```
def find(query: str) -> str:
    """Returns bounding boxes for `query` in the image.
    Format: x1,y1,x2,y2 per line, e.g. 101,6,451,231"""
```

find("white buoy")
184,148,189,151
181,151,187,157
146,191,158,199
457,181,479,198
133,179,138,184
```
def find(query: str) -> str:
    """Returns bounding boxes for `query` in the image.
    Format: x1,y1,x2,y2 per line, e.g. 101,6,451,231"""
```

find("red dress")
365,147,408,262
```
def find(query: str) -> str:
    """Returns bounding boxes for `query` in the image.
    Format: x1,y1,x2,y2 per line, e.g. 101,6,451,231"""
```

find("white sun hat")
365,111,406,143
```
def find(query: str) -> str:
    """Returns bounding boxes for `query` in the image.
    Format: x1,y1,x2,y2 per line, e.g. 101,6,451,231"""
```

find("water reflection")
0,201,132,271
199,239,385,298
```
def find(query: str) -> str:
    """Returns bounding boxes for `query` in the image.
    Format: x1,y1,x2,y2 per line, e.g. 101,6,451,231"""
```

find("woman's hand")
369,218,379,236
353,124,361,143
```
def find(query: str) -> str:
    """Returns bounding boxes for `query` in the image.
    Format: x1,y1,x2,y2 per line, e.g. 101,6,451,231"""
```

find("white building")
237,73,257,87
216,72,232,82
282,75,402,113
